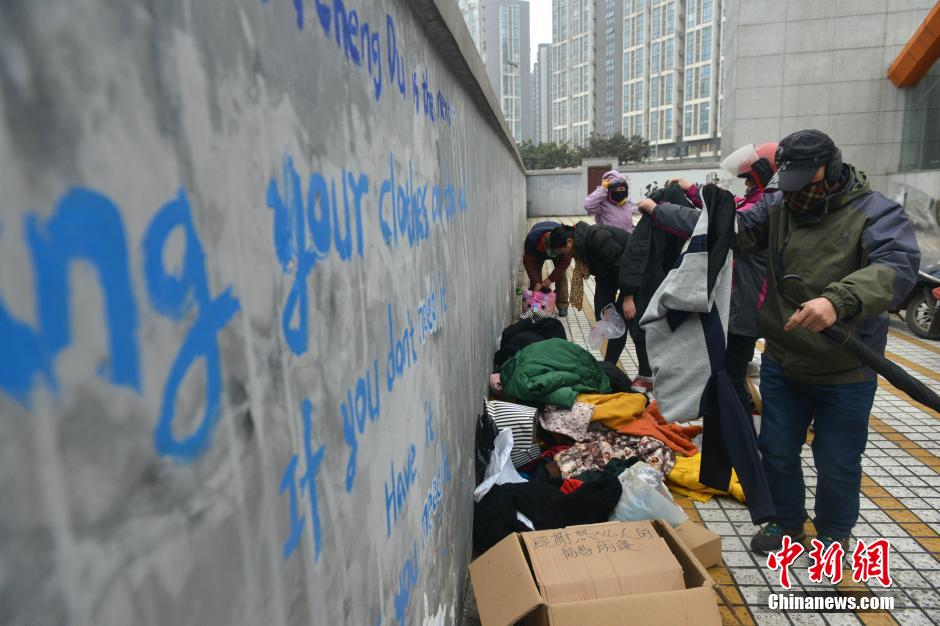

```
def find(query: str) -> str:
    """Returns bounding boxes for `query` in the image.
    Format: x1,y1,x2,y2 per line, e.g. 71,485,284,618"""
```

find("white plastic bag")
473,429,527,502
610,462,688,527
587,303,627,349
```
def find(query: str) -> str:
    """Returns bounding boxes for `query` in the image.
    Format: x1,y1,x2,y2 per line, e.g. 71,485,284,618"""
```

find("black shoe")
751,523,806,555
558,308,568,317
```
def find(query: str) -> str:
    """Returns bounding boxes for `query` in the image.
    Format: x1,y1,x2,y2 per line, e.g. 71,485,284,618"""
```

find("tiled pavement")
519,217,940,625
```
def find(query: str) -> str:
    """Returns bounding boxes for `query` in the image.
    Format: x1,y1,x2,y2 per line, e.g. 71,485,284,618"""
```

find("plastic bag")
523,289,557,316
473,428,527,502
587,303,627,349
609,461,688,527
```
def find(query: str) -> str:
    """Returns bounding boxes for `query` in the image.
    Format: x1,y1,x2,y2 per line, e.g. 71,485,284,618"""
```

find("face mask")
784,179,829,224
608,182,629,205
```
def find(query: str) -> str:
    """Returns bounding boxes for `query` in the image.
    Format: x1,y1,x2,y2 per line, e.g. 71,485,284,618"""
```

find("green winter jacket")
651,165,920,384
736,165,920,384
499,338,612,408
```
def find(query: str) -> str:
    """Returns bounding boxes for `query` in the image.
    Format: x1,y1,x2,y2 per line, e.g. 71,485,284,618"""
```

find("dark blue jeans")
758,356,876,538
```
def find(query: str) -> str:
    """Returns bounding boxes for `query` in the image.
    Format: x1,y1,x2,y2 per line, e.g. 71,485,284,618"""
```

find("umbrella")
778,275,940,413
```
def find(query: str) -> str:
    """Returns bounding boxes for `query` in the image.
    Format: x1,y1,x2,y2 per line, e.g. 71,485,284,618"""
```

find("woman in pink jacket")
583,170,636,233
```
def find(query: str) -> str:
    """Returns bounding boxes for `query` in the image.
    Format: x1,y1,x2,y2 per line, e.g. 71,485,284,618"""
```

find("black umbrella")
778,275,940,413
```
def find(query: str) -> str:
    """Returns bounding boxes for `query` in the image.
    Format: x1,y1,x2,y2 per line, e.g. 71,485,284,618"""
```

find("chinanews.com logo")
764,536,896,613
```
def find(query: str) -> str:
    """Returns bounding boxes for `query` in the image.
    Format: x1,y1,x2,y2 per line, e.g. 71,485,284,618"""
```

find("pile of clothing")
473,319,708,552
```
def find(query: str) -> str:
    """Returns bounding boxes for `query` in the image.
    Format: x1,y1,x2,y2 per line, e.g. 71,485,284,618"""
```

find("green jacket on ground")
499,338,612,408
652,165,920,384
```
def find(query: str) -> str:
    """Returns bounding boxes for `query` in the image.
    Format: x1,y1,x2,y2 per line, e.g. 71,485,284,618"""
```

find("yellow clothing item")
576,392,647,431
666,453,746,503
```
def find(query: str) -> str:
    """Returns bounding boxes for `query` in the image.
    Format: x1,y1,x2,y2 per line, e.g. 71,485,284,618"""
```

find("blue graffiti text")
280,399,327,561
384,443,417,537
341,359,382,492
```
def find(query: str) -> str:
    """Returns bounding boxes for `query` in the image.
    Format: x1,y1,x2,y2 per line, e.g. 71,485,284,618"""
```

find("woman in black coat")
548,222,648,381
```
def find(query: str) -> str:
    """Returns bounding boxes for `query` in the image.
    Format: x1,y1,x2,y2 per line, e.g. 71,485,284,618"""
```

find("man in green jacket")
642,130,920,554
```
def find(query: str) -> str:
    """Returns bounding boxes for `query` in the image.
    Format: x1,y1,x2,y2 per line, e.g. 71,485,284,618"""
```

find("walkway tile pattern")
523,217,940,625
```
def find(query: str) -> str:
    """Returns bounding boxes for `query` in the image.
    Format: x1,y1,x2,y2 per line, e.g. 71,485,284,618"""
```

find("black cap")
775,129,838,191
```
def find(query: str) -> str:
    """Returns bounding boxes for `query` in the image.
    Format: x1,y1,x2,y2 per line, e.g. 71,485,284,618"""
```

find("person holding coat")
637,142,778,414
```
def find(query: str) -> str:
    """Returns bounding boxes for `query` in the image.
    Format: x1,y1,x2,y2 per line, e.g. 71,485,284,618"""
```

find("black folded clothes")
494,316,567,368
472,474,623,553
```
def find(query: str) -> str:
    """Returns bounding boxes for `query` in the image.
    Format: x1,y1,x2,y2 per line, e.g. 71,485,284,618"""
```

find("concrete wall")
721,0,935,180
526,170,585,216
0,1,525,625
526,161,726,216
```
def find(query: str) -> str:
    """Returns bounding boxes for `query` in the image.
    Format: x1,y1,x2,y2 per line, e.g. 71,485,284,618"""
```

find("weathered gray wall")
0,1,525,625
526,162,727,217
525,170,585,216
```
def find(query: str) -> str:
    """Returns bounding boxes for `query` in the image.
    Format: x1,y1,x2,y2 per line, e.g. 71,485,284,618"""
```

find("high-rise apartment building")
595,0,624,138
552,0,722,159
681,0,719,155
551,0,593,146
531,43,552,143
459,0,531,142
461,0,485,55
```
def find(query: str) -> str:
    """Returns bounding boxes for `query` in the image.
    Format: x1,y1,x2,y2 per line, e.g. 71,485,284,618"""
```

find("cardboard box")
674,521,723,569
521,520,684,603
469,520,721,626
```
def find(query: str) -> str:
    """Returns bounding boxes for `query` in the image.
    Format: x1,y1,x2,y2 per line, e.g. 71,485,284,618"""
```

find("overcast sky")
530,0,551,70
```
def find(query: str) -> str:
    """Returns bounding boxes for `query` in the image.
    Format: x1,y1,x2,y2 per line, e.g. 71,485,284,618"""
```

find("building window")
701,64,711,98
703,0,713,22
684,103,694,136
665,38,674,70
651,6,661,39
637,13,645,44
698,101,710,135
651,42,661,74
688,0,697,27
900,73,940,171
702,26,713,61
666,1,675,35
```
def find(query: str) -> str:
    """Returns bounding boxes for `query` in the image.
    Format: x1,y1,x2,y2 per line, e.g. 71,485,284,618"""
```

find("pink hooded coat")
583,170,636,233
